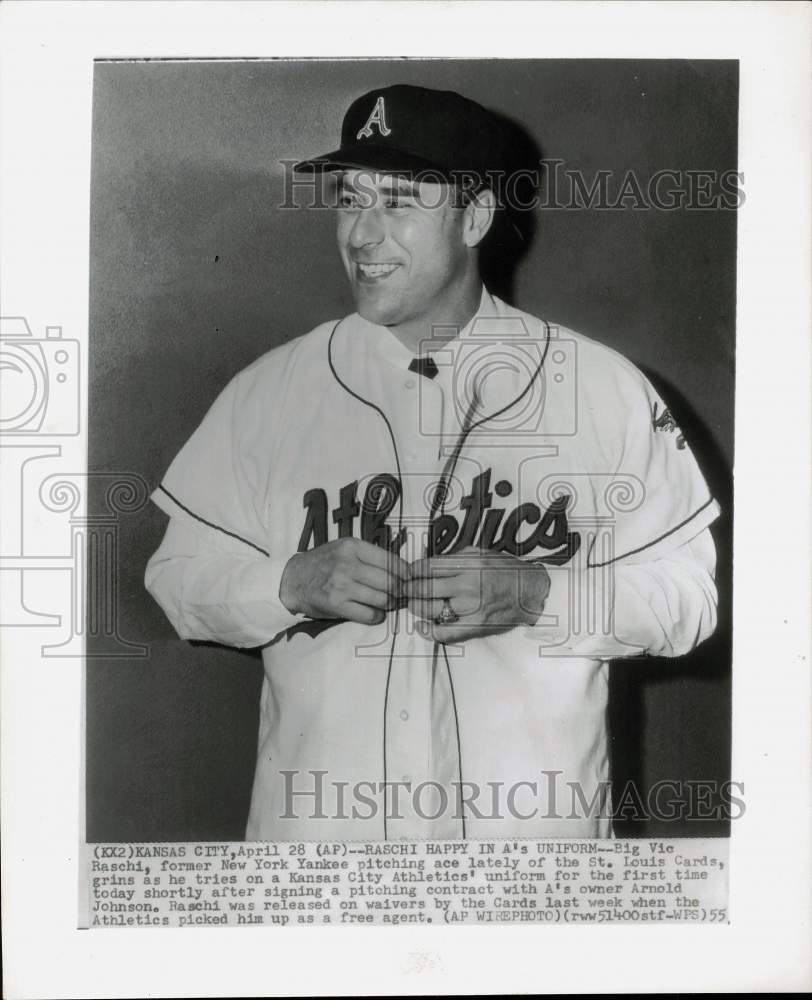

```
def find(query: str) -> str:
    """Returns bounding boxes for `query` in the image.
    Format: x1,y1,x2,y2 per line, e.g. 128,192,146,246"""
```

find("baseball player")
145,84,719,841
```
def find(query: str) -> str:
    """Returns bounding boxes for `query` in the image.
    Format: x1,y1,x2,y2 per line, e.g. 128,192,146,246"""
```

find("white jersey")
146,288,719,840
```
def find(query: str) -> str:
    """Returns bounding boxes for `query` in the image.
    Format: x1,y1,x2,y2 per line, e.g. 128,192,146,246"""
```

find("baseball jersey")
146,288,719,840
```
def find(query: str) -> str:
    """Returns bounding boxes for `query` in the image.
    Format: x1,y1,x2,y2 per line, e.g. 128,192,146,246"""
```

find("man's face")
335,170,470,330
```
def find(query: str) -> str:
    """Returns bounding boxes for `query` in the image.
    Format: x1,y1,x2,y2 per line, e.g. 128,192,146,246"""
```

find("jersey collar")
328,288,550,432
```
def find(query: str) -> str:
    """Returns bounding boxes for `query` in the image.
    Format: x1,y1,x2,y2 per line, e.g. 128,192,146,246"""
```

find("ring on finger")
434,598,460,626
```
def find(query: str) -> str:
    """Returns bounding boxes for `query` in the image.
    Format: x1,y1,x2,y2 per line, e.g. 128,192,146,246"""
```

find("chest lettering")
297,469,580,565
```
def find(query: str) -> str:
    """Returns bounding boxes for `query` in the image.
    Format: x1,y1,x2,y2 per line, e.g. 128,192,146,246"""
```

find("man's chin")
355,300,399,328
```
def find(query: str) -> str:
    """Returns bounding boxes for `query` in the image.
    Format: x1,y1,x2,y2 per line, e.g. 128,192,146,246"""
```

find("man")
145,84,719,841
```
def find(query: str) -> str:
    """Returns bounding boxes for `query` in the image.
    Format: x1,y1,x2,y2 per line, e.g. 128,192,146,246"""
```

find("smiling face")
335,170,485,348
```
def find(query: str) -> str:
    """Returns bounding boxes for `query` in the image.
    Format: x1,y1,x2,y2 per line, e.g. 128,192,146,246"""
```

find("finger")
408,598,443,621
353,539,411,581
348,582,398,611
409,595,481,621
414,618,466,645
403,576,449,601
415,618,494,645
408,556,461,580
343,601,387,626
433,627,466,645
409,553,483,579
414,617,438,642
404,575,475,601
434,625,490,644
353,562,406,599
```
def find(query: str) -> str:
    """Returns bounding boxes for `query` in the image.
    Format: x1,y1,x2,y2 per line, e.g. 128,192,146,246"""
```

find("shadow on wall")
479,109,542,305
610,367,733,838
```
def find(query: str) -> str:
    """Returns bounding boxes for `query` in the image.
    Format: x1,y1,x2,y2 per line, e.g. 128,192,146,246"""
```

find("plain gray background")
87,59,736,840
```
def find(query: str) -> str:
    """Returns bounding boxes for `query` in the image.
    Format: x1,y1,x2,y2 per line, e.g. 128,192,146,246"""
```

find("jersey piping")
586,496,717,569
155,484,271,558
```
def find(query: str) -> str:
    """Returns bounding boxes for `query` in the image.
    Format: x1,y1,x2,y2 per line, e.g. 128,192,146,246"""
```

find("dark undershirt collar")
408,356,439,380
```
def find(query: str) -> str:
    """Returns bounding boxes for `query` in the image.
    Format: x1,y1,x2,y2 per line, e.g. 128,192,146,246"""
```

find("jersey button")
399,710,409,721
404,378,415,389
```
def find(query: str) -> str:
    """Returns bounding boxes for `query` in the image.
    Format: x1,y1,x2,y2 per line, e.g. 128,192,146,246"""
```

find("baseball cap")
293,84,509,186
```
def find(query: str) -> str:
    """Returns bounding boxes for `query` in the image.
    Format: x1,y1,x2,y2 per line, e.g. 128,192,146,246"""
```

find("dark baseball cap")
293,84,509,185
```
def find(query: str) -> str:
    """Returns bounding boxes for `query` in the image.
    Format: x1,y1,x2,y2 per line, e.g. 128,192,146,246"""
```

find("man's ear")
462,188,496,248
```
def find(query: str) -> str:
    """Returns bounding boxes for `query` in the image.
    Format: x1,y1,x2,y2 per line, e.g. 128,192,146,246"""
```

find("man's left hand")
404,546,551,644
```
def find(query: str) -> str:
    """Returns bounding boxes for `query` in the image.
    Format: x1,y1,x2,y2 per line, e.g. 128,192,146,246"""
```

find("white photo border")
1,1,810,996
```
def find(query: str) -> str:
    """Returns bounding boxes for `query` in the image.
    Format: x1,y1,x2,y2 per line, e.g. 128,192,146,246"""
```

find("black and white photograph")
88,58,736,845
1,2,810,997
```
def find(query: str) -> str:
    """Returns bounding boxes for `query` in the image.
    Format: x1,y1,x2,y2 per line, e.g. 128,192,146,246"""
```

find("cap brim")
293,143,453,179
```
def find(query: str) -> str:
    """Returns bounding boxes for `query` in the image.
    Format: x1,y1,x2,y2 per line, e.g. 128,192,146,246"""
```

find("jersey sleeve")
590,368,720,569
534,526,719,658
146,365,302,646
524,358,722,659
151,371,271,558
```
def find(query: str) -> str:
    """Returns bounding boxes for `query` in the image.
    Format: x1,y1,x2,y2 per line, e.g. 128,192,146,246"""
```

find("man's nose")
348,206,385,249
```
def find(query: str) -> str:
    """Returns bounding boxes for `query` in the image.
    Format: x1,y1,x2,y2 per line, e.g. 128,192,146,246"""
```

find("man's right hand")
279,538,411,625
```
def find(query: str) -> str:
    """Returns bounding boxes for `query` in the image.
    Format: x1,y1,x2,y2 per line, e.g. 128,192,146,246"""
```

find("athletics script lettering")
298,470,580,564
81,838,728,927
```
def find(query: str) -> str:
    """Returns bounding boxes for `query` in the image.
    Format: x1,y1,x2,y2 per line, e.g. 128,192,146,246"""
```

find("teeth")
357,263,399,277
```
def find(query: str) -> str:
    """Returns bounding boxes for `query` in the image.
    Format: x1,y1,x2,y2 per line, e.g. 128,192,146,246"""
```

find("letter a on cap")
356,96,391,140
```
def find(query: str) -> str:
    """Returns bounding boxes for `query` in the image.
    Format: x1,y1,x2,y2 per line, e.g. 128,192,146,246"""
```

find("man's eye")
337,194,358,209
384,197,412,210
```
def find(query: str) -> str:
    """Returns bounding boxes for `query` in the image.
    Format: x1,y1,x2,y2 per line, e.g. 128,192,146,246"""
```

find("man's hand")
404,546,551,644
279,538,411,626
